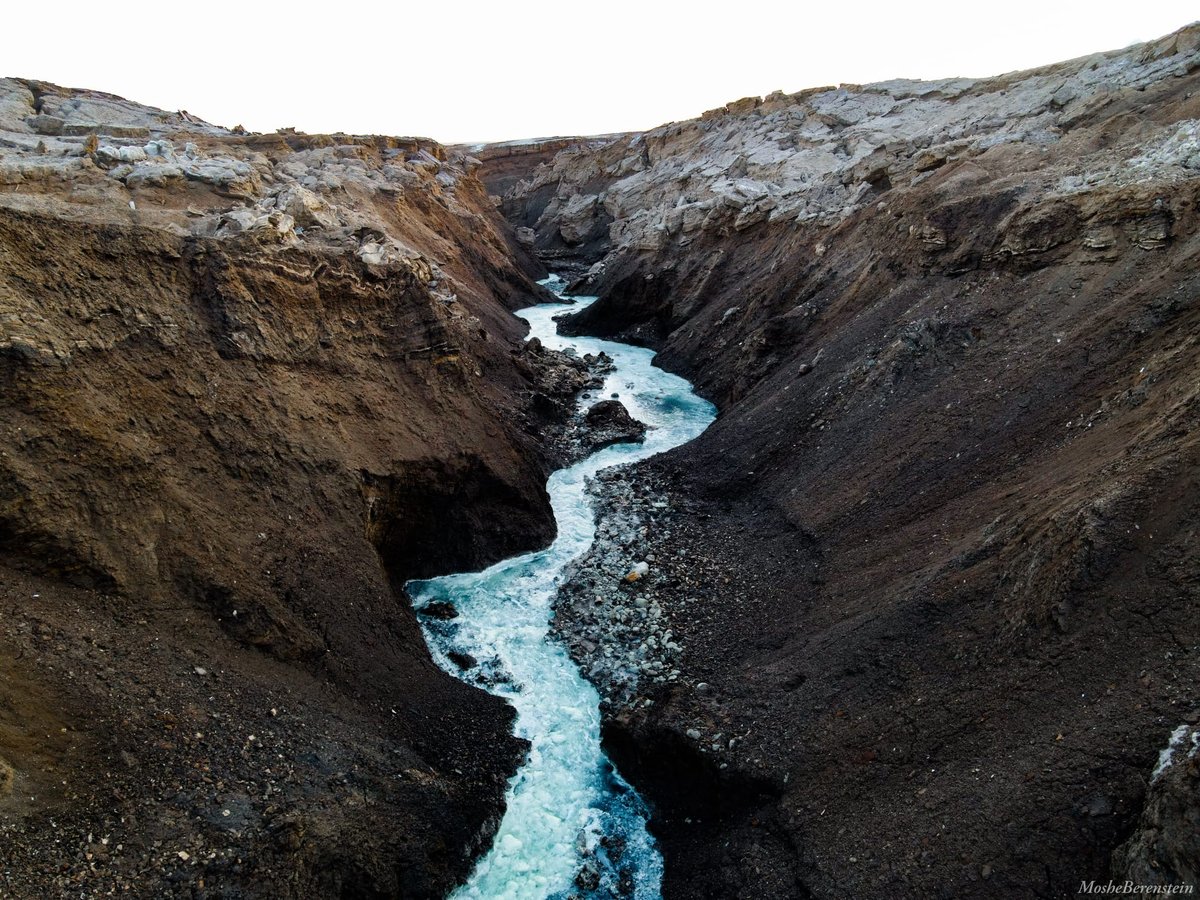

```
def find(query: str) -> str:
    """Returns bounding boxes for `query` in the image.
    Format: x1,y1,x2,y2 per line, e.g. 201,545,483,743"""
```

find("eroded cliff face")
493,24,1200,899
0,80,571,897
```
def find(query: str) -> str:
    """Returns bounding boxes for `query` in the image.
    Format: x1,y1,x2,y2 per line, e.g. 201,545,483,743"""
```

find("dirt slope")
493,24,1200,899
0,79,576,898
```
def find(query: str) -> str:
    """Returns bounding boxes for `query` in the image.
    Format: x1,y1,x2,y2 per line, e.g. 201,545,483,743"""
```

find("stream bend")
408,276,716,899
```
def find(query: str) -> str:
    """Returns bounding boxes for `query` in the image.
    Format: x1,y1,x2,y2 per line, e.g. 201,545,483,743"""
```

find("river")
408,276,716,899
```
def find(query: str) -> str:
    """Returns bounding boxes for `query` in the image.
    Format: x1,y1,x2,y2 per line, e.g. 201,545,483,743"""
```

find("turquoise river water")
408,277,716,899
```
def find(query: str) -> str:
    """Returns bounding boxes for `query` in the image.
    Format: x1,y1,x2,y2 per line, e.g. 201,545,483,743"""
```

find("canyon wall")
495,25,1200,898
0,80,570,897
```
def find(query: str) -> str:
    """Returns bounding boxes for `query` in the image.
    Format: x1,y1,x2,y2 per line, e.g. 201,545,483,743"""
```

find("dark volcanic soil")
496,24,1200,900
0,564,521,899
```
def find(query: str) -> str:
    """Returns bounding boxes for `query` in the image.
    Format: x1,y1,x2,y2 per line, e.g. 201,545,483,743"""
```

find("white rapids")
408,275,716,899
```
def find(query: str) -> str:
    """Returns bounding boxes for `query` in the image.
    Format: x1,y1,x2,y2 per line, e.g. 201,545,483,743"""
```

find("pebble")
633,561,650,574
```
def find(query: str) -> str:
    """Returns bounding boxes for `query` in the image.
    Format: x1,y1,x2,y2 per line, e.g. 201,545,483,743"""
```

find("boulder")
582,400,647,452
420,601,459,620
217,207,262,235
124,163,185,189
117,146,148,164
625,561,651,582
25,114,65,136
1113,724,1199,886
557,193,600,246
275,184,340,229
0,79,35,132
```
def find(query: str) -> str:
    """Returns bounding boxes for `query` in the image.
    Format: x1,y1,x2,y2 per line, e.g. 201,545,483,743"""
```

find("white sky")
6,2,1197,144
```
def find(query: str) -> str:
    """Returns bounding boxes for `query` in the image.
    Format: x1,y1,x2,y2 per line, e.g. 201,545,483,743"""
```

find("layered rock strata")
0,79,571,897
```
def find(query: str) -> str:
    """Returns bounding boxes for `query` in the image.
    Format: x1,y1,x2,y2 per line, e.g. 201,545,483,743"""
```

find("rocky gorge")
0,19,1197,900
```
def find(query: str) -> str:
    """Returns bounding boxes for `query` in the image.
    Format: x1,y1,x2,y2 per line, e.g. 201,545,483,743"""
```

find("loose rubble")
553,468,687,708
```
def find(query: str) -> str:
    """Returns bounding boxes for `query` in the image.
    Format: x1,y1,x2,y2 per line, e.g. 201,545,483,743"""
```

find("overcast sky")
6,3,1197,144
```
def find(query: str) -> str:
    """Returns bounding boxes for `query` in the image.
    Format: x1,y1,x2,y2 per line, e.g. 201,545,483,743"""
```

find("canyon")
1,20,1198,900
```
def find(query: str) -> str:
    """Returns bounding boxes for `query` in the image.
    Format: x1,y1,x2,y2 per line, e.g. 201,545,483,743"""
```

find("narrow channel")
407,276,716,899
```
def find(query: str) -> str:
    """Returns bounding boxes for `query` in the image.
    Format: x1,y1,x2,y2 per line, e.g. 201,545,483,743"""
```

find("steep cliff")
496,24,1200,899
0,79,573,897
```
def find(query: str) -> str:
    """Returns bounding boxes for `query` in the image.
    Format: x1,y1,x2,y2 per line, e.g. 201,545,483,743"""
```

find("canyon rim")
1,17,1199,900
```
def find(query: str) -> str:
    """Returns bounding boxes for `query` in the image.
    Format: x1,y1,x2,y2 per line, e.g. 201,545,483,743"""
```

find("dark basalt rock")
582,400,648,452
1113,724,1200,886
419,601,460,620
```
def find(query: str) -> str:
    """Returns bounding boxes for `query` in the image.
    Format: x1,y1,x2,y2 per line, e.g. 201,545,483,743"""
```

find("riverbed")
408,276,715,899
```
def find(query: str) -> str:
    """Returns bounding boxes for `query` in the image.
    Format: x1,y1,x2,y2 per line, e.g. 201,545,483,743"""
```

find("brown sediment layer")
0,78,581,897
